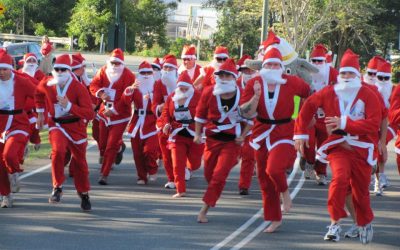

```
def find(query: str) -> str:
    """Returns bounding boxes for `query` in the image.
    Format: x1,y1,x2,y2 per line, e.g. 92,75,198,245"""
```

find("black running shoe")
49,187,63,203
239,188,249,195
79,193,92,211
115,142,126,165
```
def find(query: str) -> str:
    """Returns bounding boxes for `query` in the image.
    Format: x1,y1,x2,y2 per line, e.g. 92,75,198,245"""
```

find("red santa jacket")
35,76,95,144
41,42,53,56
160,90,201,141
200,66,216,88
0,71,36,143
295,84,382,166
179,64,202,82
120,87,158,139
152,80,174,119
388,84,400,152
89,65,135,125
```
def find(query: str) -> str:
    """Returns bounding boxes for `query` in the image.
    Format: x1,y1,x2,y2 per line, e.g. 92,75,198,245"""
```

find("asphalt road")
0,138,399,250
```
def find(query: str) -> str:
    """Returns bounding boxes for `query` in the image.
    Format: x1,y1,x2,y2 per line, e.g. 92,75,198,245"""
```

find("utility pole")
260,0,269,42
22,5,25,35
114,0,120,49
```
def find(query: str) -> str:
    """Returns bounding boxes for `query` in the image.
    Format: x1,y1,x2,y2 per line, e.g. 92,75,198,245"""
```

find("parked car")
1,42,46,69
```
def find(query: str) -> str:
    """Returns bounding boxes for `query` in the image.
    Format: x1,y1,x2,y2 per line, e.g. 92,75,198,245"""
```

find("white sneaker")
316,174,328,185
344,224,359,238
185,168,192,181
137,180,146,185
359,223,373,244
379,173,389,189
1,195,13,208
324,223,342,242
304,163,315,180
148,174,157,182
164,182,176,189
374,178,382,196
8,173,20,193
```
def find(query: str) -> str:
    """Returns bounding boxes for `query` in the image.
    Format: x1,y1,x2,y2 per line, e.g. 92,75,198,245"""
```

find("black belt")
134,109,153,115
257,117,291,124
212,121,225,126
177,119,194,124
0,109,23,115
332,129,347,136
53,117,80,124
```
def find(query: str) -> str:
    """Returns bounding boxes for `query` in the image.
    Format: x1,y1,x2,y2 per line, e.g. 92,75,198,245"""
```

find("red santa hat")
236,54,252,71
162,54,178,69
262,47,283,67
214,46,229,59
325,51,333,64
109,48,124,64
310,44,328,60
181,45,197,60
138,61,153,73
176,70,193,88
71,53,86,70
366,55,385,73
339,49,360,77
151,58,161,70
260,30,280,50
54,54,72,70
0,49,13,70
214,58,238,79
23,53,38,63
376,61,391,78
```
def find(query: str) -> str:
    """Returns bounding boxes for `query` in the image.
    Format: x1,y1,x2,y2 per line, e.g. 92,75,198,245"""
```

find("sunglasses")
367,72,376,76
183,58,193,62
216,57,227,62
139,71,153,75
377,76,390,81
110,61,122,66
54,68,68,72
311,59,324,63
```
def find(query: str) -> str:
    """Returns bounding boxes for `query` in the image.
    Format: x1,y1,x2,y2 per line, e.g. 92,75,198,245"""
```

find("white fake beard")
213,77,237,96
210,60,222,70
22,63,38,77
259,68,286,85
49,71,71,86
81,71,92,86
106,63,124,83
375,80,393,108
153,71,161,81
241,73,257,86
363,73,376,85
334,76,361,103
161,70,177,94
137,75,155,94
172,86,194,102
311,63,329,91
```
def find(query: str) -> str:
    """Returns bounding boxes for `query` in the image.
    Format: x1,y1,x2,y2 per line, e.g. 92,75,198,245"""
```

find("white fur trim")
95,88,106,98
163,63,178,69
177,81,192,88
181,55,196,60
109,57,124,64
293,134,309,140
214,70,238,79
214,53,229,58
71,63,83,70
0,63,13,70
340,115,347,130
64,102,72,112
36,108,45,113
54,64,71,71
151,63,161,70
339,67,360,77
194,117,206,123
376,72,391,77
25,56,37,62
262,58,283,67
366,68,377,73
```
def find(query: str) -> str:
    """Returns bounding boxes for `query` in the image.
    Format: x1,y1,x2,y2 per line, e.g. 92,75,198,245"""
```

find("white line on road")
210,157,301,250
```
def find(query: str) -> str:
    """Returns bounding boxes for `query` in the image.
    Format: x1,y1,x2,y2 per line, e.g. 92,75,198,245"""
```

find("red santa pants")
131,134,159,182
92,118,101,152
99,121,127,177
170,135,204,193
49,130,90,193
327,146,373,226
256,141,296,221
158,132,174,182
303,121,328,176
202,138,240,207
0,134,28,196
239,136,255,190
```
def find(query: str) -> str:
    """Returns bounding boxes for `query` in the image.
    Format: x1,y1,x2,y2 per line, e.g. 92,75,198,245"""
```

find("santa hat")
339,49,360,77
138,61,153,73
181,45,196,60
214,58,238,79
176,70,193,88
260,30,280,50
376,61,391,78
0,49,13,70
262,47,283,67
310,44,328,60
214,46,229,59
151,58,161,70
325,51,333,64
54,54,72,70
366,55,385,73
162,54,178,69
71,53,86,70
109,48,124,64
236,54,252,71
23,53,38,63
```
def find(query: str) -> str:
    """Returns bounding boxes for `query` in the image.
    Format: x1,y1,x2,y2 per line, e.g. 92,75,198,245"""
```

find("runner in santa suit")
160,70,204,197
178,45,202,82
0,50,37,208
302,44,338,185
193,46,229,90
236,54,257,195
240,48,310,233
89,49,135,185
294,49,381,244
35,54,94,211
389,79,400,176
151,58,162,82
119,61,159,184
152,55,180,188
362,56,385,85
194,58,252,223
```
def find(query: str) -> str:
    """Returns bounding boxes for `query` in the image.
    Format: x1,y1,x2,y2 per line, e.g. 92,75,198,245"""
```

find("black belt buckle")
138,109,145,116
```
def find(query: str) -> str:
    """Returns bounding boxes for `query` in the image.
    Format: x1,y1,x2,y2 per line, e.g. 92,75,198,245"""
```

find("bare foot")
197,204,210,223
281,190,292,213
263,221,282,233
172,192,186,198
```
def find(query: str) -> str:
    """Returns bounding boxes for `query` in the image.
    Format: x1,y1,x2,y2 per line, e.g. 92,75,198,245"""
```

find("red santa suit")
152,56,178,184
0,51,36,196
241,48,310,222
119,61,159,183
35,54,95,193
389,85,400,175
160,71,204,194
198,46,229,89
195,59,248,207
294,49,381,227
89,49,135,180
178,45,202,82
